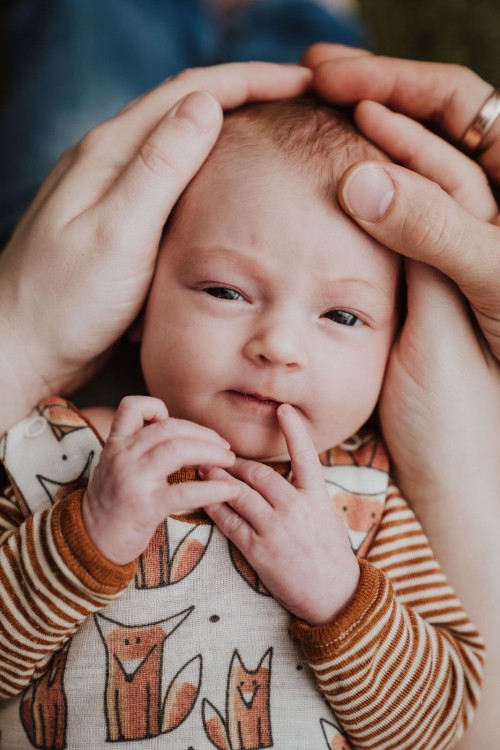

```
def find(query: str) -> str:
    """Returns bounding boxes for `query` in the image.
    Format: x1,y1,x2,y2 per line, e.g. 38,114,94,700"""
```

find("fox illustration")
38,398,90,441
333,491,384,557
320,718,352,750
135,515,213,589
95,607,201,742
319,433,388,558
228,541,269,596
37,450,94,507
20,644,69,750
319,433,389,472
202,648,273,750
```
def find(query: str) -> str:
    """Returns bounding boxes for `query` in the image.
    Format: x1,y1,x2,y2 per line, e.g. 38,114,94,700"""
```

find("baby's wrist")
81,489,139,567
301,559,361,627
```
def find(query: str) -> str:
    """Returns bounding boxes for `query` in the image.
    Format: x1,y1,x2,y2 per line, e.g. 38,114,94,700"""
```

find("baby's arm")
0,470,135,700
0,395,235,700
203,405,485,750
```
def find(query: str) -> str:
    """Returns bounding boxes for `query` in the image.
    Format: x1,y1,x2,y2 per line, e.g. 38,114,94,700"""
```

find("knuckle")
295,446,319,467
247,462,274,486
138,140,181,182
93,208,121,250
221,511,243,538
171,67,197,84
75,123,107,158
401,189,463,259
119,395,138,412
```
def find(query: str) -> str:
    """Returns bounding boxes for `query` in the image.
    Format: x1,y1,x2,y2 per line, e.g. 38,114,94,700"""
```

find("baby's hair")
215,95,388,201
166,96,388,234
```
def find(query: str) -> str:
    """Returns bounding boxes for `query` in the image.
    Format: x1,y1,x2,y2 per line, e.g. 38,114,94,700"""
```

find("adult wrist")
0,304,52,433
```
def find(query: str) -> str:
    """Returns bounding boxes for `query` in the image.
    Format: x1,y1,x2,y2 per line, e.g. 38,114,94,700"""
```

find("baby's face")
141,147,400,461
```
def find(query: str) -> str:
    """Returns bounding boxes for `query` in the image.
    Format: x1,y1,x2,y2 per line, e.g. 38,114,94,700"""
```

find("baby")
0,98,484,750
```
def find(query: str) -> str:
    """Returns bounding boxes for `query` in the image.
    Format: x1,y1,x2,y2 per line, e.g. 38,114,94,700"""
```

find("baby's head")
140,98,401,461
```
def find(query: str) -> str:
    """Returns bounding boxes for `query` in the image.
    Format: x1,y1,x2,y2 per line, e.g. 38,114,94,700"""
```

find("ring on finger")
461,88,500,152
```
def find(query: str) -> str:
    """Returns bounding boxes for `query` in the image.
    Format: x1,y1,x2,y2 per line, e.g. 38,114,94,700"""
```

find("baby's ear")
128,312,144,344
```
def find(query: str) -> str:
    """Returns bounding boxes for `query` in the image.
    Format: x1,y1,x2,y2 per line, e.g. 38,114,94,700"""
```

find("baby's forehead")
182,99,389,209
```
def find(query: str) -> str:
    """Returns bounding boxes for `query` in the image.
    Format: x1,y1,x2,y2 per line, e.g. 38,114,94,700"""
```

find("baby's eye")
204,287,243,301
323,309,361,327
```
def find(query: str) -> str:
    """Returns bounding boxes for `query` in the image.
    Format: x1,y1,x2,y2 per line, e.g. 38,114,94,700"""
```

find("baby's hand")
82,396,235,565
202,404,359,626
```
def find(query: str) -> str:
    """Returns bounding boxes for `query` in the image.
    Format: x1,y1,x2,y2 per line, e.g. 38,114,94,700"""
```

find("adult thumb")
338,161,500,309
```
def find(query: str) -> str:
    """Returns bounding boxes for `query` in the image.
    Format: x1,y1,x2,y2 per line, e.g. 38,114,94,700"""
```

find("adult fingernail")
342,164,395,222
174,91,220,135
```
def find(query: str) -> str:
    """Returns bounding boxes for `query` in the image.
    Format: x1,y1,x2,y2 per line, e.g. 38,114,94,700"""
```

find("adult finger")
31,63,311,222
71,62,312,175
354,100,498,221
277,404,323,490
311,54,491,142
109,396,169,438
68,91,223,236
310,53,500,180
301,41,368,68
338,161,500,358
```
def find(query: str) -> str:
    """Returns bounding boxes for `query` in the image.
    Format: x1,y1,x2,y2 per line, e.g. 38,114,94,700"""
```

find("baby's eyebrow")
327,277,393,294
176,244,265,271
176,245,398,305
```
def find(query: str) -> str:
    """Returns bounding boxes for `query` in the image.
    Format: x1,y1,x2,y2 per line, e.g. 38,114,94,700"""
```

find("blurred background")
1,0,499,90
358,0,499,86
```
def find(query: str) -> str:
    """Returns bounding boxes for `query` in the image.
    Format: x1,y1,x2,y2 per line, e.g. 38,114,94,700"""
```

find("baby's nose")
244,316,308,368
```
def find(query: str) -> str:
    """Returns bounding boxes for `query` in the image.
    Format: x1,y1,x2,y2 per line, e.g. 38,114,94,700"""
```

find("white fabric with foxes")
0,401,389,750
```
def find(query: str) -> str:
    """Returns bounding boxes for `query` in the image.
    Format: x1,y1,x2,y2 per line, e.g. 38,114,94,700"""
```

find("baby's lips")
197,465,215,479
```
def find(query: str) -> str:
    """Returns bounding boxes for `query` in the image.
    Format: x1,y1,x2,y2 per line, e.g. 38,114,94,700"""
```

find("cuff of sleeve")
51,490,136,595
289,560,391,662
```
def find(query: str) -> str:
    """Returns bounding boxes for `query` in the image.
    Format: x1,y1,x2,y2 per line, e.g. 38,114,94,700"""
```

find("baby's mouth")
228,390,283,409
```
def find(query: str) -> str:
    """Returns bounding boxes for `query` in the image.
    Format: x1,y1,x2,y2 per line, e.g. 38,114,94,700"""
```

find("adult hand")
304,45,500,750
303,44,500,361
0,62,311,433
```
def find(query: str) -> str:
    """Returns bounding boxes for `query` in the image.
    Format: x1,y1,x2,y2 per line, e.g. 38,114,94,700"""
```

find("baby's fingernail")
342,164,395,222
198,464,214,479
174,91,220,135
278,403,293,416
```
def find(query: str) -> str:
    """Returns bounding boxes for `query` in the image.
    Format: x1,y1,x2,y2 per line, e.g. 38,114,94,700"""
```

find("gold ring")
461,89,500,151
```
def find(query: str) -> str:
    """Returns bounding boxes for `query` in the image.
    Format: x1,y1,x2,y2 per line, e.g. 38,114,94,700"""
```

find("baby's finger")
109,396,169,439
354,100,498,221
131,417,231,455
223,459,290,510
203,499,254,549
276,404,323,490
142,438,235,477
201,466,273,532
165,479,238,513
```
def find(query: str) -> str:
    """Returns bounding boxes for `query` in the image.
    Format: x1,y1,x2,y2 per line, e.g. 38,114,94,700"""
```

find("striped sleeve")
290,483,485,750
0,487,136,701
